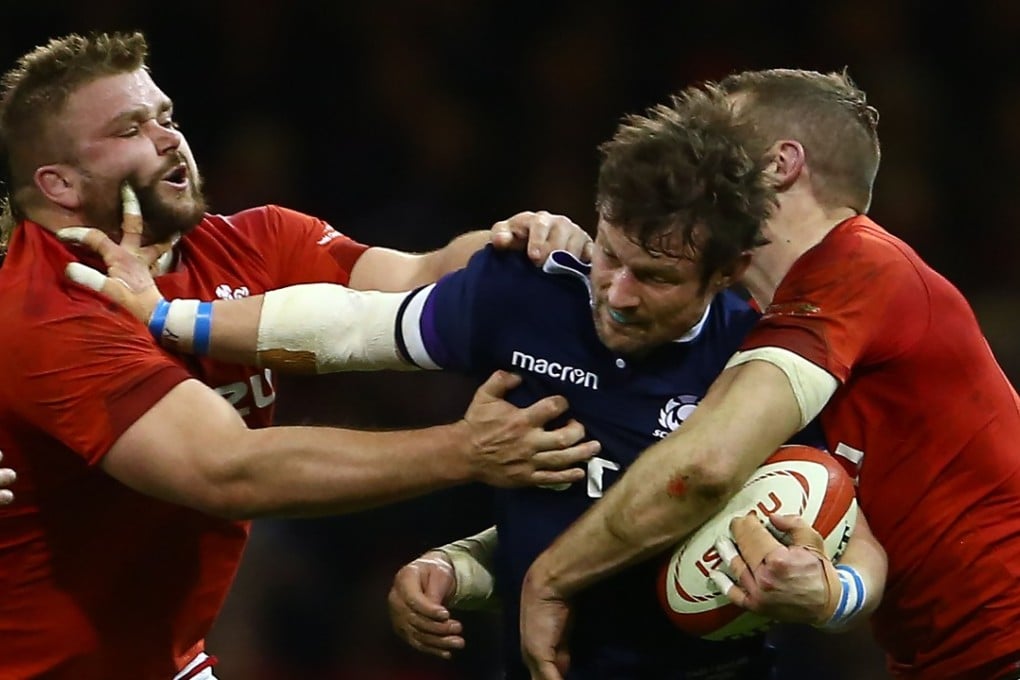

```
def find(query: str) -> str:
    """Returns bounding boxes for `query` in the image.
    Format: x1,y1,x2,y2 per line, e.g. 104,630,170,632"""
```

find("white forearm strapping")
725,347,838,428
257,284,413,373
435,526,498,610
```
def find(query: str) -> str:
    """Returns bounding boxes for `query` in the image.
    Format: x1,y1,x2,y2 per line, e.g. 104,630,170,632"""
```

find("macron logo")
511,351,599,390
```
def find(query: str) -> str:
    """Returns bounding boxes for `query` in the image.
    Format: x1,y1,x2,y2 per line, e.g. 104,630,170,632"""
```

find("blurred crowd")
3,1,1018,678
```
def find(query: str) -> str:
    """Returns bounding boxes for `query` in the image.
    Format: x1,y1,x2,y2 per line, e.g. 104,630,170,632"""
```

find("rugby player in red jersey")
0,31,597,680
517,70,1020,680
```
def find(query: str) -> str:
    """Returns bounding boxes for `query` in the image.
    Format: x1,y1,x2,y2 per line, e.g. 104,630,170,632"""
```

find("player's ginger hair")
719,68,881,214
0,31,149,246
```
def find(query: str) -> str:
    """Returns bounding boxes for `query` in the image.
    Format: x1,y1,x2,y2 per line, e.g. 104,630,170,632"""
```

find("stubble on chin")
134,183,206,243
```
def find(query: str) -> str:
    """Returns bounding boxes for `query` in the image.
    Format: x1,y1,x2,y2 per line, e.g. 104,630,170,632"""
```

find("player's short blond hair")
0,31,149,240
719,68,881,214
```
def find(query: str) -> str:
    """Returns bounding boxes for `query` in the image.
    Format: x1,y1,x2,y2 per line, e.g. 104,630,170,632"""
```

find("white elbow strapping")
257,284,410,372
724,347,838,428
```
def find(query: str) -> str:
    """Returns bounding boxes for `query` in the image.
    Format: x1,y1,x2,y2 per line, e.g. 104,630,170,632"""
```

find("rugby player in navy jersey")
62,85,887,679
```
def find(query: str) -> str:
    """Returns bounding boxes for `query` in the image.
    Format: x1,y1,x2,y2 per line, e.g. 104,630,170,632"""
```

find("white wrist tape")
148,298,212,355
435,526,498,610
163,299,201,353
258,284,413,373
724,347,838,428
819,564,867,629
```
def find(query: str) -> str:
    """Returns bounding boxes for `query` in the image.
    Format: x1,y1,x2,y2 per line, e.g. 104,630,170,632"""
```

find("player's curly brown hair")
596,83,775,291
0,31,148,247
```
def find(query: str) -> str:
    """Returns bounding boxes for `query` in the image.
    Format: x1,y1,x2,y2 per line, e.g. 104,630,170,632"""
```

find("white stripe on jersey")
399,284,443,370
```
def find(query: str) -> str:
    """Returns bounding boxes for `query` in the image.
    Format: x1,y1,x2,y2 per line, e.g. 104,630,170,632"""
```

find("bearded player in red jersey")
0,31,600,680
519,70,1020,680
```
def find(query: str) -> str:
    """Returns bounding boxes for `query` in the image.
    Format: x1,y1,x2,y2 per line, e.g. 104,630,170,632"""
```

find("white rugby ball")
657,445,858,641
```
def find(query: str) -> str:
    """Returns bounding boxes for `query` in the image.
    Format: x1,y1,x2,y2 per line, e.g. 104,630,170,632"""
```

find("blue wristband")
193,301,213,355
148,299,171,342
824,564,867,628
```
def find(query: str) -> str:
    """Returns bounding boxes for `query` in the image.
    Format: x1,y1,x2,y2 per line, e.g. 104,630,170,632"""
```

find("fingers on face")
120,184,144,250
121,183,142,216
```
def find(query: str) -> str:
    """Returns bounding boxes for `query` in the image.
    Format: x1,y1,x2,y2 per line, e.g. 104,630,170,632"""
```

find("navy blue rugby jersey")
396,247,781,679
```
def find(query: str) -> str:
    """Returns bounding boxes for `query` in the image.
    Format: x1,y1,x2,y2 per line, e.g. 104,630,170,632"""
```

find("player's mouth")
160,163,189,190
608,309,632,324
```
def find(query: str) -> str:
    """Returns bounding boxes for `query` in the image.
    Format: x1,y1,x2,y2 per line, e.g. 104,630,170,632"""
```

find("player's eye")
117,126,140,137
598,245,618,262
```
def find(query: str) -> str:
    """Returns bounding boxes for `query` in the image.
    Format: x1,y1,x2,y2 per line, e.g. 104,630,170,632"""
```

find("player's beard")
132,169,207,243
78,158,207,244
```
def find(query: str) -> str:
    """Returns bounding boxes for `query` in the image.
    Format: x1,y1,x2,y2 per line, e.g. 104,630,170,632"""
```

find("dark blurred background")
4,1,1019,678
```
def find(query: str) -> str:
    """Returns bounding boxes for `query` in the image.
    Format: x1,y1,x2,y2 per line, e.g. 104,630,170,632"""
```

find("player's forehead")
62,69,171,134
595,217,701,272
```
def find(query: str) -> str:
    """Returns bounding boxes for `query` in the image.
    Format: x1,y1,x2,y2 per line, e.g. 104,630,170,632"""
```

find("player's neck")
743,201,857,308
26,204,117,238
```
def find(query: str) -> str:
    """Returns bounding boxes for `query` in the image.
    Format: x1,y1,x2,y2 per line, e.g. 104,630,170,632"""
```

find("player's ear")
712,252,752,291
34,164,84,211
763,140,805,191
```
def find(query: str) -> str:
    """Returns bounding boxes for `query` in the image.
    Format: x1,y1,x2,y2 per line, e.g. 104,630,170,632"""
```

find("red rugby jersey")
741,216,1020,679
0,205,368,679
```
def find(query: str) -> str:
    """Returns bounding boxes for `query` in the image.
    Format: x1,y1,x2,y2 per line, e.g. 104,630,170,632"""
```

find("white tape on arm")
725,347,838,429
257,283,412,373
435,526,499,610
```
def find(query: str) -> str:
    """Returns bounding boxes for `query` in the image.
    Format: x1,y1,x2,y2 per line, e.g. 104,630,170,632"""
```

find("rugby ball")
657,445,857,641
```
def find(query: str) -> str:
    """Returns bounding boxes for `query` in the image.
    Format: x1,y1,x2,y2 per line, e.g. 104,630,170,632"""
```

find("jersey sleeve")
5,294,191,465
396,246,515,373
741,231,929,383
228,205,371,286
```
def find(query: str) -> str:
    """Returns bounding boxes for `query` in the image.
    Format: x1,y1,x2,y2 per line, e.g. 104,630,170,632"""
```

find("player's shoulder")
461,247,595,303
467,246,590,291
821,216,918,267
710,289,760,326
200,205,289,233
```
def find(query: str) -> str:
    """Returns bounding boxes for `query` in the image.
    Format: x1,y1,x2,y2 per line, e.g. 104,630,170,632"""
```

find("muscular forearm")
218,422,474,518
530,362,802,596
413,231,489,286
348,231,490,291
103,379,479,519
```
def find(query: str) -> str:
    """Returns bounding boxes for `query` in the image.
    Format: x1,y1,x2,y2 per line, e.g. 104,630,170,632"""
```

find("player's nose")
605,268,640,309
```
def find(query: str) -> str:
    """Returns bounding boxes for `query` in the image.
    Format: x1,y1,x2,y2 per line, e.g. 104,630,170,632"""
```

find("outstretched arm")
104,371,597,519
348,211,593,291
61,226,421,373
61,208,593,373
